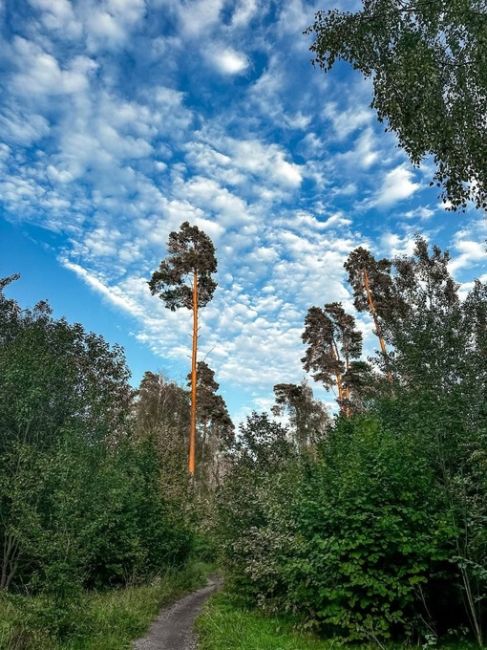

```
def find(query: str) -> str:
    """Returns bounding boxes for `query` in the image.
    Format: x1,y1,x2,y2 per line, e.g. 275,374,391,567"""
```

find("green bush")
217,412,482,644
287,416,454,642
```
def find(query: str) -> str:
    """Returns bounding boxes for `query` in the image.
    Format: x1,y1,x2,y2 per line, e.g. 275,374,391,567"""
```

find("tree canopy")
307,0,487,210
0,280,192,606
302,302,369,412
272,380,330,450
148,221,217,310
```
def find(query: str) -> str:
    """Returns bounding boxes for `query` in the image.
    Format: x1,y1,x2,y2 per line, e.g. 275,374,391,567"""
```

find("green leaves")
217,397,486,643
148,221,218,311
0,288,194,642
307,0,487,210
302,303,369,413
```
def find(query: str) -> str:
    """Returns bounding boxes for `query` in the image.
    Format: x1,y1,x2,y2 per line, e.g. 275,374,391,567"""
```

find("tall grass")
0,562,211,650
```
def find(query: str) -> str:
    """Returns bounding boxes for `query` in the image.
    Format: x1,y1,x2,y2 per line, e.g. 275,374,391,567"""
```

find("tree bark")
330,337,347,414
189,270,198,476
363,270,392,383
1,533,19,590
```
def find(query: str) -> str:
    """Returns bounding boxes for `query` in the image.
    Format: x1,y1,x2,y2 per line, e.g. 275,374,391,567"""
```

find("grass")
0,561,212,650
197,592,347,650
196,592,479,650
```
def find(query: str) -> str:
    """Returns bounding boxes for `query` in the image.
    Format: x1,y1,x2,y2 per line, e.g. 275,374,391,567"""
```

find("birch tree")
307,0,487,210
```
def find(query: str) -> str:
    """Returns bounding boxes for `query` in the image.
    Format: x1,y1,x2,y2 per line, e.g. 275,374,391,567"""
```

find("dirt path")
133,576,219,650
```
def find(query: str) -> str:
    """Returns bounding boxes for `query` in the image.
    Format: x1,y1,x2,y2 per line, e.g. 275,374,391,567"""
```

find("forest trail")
133,576,220,650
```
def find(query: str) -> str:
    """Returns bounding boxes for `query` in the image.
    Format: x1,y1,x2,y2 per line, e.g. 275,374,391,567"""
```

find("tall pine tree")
344,246,395,381
302,302,368,414
149,222,217,476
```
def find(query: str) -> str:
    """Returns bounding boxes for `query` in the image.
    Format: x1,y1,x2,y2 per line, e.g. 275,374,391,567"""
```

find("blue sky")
1,0,485,420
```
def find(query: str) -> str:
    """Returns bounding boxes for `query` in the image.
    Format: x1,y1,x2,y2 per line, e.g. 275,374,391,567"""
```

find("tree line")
145,220,487,645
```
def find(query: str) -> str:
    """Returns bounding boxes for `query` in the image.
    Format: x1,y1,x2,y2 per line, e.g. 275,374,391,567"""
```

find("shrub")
217,412,480,644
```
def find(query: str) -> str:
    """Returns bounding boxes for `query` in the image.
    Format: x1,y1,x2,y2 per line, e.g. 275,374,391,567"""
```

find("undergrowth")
196,592,479,650
0,561,211,650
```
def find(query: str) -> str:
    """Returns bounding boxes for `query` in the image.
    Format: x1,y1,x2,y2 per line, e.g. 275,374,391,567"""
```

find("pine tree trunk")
330,338,347,414
189,270,198,476
363,270,392,383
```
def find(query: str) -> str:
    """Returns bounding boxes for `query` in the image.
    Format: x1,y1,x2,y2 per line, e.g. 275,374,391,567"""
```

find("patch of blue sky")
0,0,485,421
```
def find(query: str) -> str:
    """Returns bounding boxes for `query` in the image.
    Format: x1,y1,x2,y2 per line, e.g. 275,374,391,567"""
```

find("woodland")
1,231,486,648
1,0,486,648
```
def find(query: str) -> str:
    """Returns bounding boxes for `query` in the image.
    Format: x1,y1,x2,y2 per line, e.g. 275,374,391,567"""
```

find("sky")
0,0,486,421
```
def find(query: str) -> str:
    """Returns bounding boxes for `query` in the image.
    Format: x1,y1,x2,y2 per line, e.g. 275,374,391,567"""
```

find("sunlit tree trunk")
330,337,348,415
189,270,198,476
363,269,392,383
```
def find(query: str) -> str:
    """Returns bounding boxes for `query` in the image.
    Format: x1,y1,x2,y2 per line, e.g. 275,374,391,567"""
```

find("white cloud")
0,110,49,145
321,212,353,229
28,0,82,37
230,139,302,188
86,10,125,43
210,47,249,75
11,38,97,96
323,102,373,140
450,240,486,274
185,131,303,191
180,176,251,225
374,165,420,205
247,56,315,132
231,0,259,27
83,0,147,49
380,232,419,258
62,260,145,317
404,206,435,220
337,127,379,171
354,128,379,169
175,0,225,36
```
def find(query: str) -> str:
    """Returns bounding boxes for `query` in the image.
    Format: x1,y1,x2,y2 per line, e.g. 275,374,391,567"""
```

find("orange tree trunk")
363,270,392,383
189,270,198,476
330,338,348,415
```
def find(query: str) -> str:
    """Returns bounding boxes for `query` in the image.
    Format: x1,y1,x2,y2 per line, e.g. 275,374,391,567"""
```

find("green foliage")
289,417,454,642
188,361,235,487
148,221,218,310
218,414,456,642
272,380,330,451
0,283,195,643
307,0,487,210
216,413,300,606
0,562,210,649
216,240,487,645
302,302,370,413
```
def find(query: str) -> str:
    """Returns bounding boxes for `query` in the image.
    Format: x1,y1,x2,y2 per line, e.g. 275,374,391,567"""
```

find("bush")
217,412,481,644
287,416,455,642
